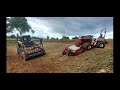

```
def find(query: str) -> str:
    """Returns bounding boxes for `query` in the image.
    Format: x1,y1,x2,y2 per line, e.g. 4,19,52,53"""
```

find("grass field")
7,37,40,41
6,39,113,73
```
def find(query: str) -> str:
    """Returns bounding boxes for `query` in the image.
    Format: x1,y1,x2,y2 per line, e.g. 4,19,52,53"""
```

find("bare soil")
6,40,113,73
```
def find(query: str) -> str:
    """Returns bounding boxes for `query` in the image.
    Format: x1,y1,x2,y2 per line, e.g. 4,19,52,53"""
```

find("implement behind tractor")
62,28,107,56
16,35,46,61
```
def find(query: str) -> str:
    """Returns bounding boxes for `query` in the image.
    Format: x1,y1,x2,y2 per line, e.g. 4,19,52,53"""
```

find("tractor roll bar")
100,28,106,38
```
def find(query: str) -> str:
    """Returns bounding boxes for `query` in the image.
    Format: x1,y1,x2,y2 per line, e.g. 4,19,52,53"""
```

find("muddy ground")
6,40,113,73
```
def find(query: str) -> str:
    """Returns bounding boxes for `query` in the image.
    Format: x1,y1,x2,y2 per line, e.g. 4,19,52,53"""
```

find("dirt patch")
6,40,113,73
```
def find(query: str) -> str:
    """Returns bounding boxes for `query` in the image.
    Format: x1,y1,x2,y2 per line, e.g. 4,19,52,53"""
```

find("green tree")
72,36,78,40
11,35,16,38
6,17,13,33
47,36,49,40
6,17,31,35
51,37,55,40
31,29,35,37
62,36,69,40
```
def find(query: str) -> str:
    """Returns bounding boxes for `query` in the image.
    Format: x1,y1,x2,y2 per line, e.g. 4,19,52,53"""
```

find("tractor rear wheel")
96,42,105,48
83,43,92,50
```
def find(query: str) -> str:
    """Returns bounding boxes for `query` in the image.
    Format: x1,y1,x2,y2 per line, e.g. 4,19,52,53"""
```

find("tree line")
47,36,78,40
8,34,79,40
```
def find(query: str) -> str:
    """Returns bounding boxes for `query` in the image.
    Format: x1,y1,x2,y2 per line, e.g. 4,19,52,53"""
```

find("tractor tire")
17,49,23,59
71,53,75,56
96,42,105,48
68,52,72,56
68,52,74,56
19,52,23,60
62,51,66,55
44,51,46,55
43,49,46,55
22,52,28,61
83,43,92,50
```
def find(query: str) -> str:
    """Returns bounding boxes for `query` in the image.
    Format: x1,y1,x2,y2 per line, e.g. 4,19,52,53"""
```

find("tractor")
16,35,46,61
62,28,107,56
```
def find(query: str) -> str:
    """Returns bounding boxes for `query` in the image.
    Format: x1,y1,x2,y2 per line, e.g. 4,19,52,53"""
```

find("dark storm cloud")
33,17,113,36
25,17,113,39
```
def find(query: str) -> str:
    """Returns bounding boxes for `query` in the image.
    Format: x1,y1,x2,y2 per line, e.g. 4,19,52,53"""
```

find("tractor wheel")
22,52,28,61
43,49,46,55
83,43,92,50
17,49,23,59
62,51,66,55
68,52,74,56
19,52,23,60
44,51,46,55
96,42,105,48
68,52,72,56
71,52,75,56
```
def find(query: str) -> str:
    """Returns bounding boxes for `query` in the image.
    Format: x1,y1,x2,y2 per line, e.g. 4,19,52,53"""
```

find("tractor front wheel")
42,49,46,55
68,52,74,56
22,52,28,61
83,43,92,50
96,42,105,48
62,51,66,55
17,49,23,60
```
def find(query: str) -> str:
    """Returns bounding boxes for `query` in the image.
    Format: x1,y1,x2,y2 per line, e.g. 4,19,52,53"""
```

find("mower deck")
62,45,85,56
26,50,46,59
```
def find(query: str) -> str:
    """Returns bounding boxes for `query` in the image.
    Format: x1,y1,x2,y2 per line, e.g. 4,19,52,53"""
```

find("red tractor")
62,28,107,56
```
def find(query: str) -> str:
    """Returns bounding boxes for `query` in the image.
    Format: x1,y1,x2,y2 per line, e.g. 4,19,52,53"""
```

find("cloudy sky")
7,17,113,39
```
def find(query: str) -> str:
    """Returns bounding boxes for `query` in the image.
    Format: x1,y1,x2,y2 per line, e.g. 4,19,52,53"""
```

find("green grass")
7,37,113,42
7,37,40,41
7,38,16,41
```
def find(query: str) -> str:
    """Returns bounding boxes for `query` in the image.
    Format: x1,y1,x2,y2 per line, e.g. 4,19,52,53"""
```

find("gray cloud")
26,17,113,39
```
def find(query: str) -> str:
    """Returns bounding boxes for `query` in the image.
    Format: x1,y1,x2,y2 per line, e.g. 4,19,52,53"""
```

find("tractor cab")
17,35,34,47
17,35,31,42
22,35,32,42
